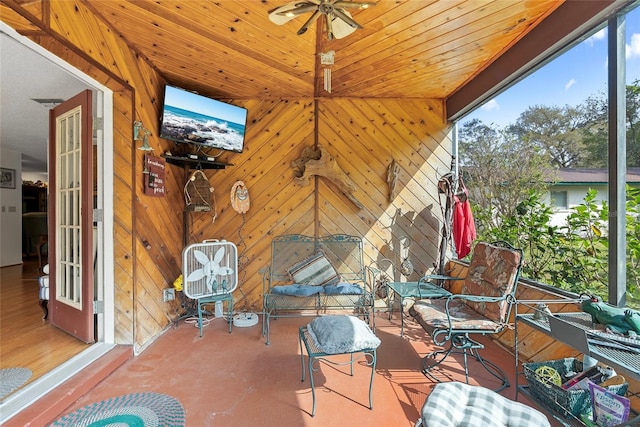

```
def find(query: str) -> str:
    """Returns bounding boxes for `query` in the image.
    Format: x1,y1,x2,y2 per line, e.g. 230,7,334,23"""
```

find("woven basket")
523,358,628,418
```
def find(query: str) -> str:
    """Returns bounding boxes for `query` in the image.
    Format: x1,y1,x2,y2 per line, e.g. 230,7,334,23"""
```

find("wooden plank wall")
1,1,453,350
187,98,452,313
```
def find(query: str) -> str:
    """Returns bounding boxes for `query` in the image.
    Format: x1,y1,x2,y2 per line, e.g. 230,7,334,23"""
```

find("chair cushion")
287,251,340,287
421,382,550,427
461,242,522,323
307,315,380,354
410,299,502,335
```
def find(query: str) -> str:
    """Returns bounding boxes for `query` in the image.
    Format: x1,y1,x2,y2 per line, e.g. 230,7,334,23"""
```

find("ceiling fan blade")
333,1,376,9
297,9,322,35
279,4,319,16
325,13,334,40
332,8,362,29
268,2,302,25
330,12,358,39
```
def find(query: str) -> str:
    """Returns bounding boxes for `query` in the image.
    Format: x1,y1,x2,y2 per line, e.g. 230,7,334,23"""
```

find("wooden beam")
446,0,632,122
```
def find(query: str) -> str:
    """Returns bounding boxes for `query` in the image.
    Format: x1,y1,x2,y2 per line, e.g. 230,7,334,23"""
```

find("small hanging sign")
144,154,165,197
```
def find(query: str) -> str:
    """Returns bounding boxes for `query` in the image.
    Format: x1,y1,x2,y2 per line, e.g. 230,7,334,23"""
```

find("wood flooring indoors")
0,259,89,393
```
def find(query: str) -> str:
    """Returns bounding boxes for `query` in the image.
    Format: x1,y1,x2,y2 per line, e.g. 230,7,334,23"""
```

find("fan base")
233,312,259,327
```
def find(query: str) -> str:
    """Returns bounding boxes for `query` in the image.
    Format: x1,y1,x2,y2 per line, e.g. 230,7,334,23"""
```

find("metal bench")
261,234,374,344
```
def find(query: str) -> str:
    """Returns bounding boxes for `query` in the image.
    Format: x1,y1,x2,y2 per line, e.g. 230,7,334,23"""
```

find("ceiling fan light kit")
268,0,375,40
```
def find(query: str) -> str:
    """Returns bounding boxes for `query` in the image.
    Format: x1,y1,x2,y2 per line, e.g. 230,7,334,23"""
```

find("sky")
461,6,640,129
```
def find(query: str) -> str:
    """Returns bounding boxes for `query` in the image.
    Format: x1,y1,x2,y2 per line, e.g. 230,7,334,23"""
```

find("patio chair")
408,241,523,392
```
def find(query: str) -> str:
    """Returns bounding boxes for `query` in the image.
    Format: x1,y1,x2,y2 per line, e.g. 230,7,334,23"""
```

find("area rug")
50,392,185,427
0,367,32,399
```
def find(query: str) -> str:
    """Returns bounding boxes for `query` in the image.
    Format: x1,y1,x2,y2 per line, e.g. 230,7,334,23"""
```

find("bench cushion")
287,251,340,286
271,284,324,296
308,315,380,354
420,382,550,427
323,283,363,295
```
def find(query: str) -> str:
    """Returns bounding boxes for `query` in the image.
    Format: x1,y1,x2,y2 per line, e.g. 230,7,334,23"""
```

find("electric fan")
182,239,238,336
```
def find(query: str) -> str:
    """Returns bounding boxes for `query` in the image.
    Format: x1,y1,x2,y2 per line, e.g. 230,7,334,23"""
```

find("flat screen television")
160,85,247,153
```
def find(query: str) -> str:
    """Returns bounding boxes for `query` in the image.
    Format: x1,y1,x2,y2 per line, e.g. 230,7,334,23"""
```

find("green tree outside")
458,80,640,308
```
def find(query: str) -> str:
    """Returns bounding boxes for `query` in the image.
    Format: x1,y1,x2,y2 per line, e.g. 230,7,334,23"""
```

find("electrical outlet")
163,288,175,302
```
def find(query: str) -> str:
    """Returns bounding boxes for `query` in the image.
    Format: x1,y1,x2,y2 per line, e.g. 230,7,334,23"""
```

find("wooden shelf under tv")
162,154,232,170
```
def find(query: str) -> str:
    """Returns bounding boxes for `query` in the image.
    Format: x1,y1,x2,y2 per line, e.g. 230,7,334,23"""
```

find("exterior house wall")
544,184,608,228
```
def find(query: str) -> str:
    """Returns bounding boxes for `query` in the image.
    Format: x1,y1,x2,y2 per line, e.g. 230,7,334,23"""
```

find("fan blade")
193,250,210,265
325,13,334,40
212,247,225,264
268,2,303,25
332,8,362,29
186,269,206,282
334,1,375,9
278,4,319,16
331,11,358,39
297,9,321,35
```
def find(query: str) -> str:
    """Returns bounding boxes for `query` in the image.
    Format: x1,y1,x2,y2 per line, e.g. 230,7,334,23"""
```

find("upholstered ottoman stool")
299,315,381,416
416,382,550,427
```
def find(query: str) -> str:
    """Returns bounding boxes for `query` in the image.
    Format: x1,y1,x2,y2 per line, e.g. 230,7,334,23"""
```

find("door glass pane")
56,106,83,309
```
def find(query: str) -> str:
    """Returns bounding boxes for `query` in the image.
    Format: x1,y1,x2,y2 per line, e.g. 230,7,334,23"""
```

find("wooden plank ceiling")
80,0,562,105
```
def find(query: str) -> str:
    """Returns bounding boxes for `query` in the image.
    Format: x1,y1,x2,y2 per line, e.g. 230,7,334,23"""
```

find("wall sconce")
133,121,153,151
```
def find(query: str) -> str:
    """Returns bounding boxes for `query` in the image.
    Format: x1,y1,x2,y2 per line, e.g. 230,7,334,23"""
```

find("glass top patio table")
387,275,463,336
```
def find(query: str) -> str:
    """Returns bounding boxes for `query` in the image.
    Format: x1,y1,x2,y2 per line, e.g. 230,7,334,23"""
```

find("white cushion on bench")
287,251,340,286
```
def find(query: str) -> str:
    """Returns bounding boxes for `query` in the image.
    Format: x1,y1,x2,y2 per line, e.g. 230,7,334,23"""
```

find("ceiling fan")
268,0,375,40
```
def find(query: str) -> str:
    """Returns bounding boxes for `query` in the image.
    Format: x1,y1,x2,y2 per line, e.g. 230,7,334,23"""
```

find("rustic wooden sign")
144,154,165,197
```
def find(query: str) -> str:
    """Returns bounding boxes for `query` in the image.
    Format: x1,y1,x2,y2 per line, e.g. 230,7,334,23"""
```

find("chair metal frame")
410,241,524,392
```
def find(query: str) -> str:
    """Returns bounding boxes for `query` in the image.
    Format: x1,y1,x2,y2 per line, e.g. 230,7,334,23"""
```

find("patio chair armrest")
260,267,271,296
446,294,507,304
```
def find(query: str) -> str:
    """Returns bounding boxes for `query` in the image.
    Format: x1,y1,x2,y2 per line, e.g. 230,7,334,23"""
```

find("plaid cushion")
421,382,550,427
287,251,340,286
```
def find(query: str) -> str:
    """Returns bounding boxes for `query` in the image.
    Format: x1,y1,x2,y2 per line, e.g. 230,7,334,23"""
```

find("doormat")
50,392,185,427
0,367,32,399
